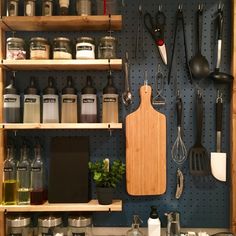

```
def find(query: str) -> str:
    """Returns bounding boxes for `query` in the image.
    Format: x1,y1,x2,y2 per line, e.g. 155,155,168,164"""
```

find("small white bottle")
148,206,161,236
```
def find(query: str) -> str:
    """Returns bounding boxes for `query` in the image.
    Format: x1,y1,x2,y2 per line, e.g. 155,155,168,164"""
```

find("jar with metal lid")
6,215,33,236
30,37,50,60
53,37,72,59
7,0,19,16
76,37,95,59
37,216,64,236
24,0,36,16
98,36,117,59
6,37,26,60
42,0,53,16
67,216,92,236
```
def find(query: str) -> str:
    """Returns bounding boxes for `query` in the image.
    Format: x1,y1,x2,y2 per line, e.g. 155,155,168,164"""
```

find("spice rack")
0,12,123,235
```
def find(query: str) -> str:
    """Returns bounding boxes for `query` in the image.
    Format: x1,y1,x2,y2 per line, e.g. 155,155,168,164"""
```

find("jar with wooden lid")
53,37,72,59
30,37,50,60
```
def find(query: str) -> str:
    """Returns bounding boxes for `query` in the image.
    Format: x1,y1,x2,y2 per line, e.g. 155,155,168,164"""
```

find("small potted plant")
88,158,125,205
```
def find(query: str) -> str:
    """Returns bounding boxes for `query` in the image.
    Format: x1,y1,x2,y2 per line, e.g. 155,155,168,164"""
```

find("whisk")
171,93,187,165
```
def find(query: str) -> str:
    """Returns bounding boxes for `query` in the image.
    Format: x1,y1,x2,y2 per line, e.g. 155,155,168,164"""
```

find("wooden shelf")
0,200,122,212
2,59,122,71
1,15,122,31
1,123,123,130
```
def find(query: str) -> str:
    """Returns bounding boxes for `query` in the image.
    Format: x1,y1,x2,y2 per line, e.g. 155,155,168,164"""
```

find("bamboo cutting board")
126,85,166,195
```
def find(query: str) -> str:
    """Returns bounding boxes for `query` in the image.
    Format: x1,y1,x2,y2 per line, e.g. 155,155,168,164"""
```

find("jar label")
104,97,117,103
17,166,27,171
63,98,76,103
4,97,17,103
31,167,41,172
4,167,13,172
25,98,37,103
77,45,93,51
83,98,95,103
44,98,56,103
31,45,46,51
4,95,20,108
72,233,85,236
8,45,21,51
54,47,67,53
99,45,114,50
9,234,22,236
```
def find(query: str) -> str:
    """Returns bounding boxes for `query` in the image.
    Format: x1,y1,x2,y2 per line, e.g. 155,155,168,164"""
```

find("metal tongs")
152,64,166,106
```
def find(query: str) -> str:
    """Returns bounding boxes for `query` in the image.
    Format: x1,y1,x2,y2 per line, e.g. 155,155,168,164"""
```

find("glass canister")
76,37,95,59
3,75,21,123
53,37,72,59
6,216,33,236
30,37,50,60
96,0,120,15
42,0,53,16
98,36,117,59
24,0,36,16
7,0,19,16
102,74,118,123
67,216,92,236
6,37,26,60
37,216,63,235
61,76,78,123
76,0,91,16
80,76,97,123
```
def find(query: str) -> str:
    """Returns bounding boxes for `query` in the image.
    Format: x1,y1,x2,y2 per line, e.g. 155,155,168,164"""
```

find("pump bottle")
148,206,161,236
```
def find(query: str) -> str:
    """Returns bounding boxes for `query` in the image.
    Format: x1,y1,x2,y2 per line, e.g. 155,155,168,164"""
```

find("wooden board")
126,85,166,195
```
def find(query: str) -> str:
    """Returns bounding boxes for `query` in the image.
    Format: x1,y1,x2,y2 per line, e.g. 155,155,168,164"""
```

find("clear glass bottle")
102,74,118,123
76,0,91,16
7,0,19,16
3,75,21,123
23,77,41,123
61,76,78,123
126,215,144,236
24,0,36,16
80,76,97,123
67,216,92,236
17,144,31,205
2,146,18,205
42,0,53,16
42,77,59,123
30,143,45,205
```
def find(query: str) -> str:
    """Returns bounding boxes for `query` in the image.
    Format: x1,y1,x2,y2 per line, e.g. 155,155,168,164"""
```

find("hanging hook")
178,4,183,11
158,4,162,12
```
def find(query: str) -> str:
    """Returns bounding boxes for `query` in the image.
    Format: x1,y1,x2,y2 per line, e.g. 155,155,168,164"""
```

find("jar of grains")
30,37,50,59
53,37,72,59
98,36,117,59
76,37,95,59
6,37,26,60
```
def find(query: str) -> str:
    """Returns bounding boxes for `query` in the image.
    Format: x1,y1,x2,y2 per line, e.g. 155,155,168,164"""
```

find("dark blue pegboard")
4,0,232,229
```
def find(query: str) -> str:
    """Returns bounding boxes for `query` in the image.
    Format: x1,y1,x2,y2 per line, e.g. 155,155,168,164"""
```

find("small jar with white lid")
30,37,50,59
53,37,72,59
67,216,92,236
37,216,64,235
76,37,95,59
6,215,33,236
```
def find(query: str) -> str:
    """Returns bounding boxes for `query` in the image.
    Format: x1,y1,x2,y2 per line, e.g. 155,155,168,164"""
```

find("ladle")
189,5,210,79
209,4,233,83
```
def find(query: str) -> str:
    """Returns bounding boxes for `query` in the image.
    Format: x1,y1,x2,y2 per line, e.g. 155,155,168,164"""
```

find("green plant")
88,158,125,188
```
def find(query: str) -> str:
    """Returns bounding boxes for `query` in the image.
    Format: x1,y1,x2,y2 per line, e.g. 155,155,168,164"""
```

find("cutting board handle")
140,85,152,107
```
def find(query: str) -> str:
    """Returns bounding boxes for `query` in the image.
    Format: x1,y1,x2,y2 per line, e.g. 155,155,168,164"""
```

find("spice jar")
59,0,69,15
76,37,95,59
24,0,36,16
37,216,64,236
7,0,19,16
76,0,91,16
6,216,33,236
42,0,53,16
53,37,72,59
30,37,50,59
67,216,92,236
6,37,26,60
98,36,117,59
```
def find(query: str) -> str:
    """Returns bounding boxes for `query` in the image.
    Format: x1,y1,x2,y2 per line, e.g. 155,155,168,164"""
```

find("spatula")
189,92,210,176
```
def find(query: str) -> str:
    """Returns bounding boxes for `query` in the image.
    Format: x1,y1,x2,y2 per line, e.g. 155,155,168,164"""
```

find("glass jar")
6,216,33,236
76,0,91,16
24,0,36,16
98,36,117,59
6,37,26,60
67,216,92,236
53,37,72,59
37,216,64,235
96,0,120,15
76,37,95,59
42,0,53,16
30,37,50,60
7,0,19,16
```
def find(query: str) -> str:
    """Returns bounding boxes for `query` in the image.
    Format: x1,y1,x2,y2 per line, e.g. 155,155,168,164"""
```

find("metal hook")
178,4,183,11
198,3,203,11
216,90,223,103
218,2,224,11
158,4,162,12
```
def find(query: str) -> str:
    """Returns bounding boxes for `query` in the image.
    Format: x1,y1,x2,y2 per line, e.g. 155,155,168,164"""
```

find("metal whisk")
171,93,187,165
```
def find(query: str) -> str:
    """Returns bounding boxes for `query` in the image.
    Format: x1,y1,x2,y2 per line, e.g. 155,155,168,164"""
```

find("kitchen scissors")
144,6,168,65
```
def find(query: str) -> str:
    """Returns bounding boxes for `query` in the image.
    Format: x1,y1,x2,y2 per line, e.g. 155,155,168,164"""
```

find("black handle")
176,97,182,127
216,100,223,132
217,10,223,40
196,93,203,144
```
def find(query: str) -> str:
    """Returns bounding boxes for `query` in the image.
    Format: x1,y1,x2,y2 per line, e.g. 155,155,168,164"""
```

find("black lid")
62,76,76,95
4,75,18,95
82,76,96,94
25,77,38,95
103,75,117,94
149,206,159,219
43,77,57,95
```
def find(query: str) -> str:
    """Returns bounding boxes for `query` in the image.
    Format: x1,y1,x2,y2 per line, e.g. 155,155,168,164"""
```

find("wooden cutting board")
126,85,166,195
